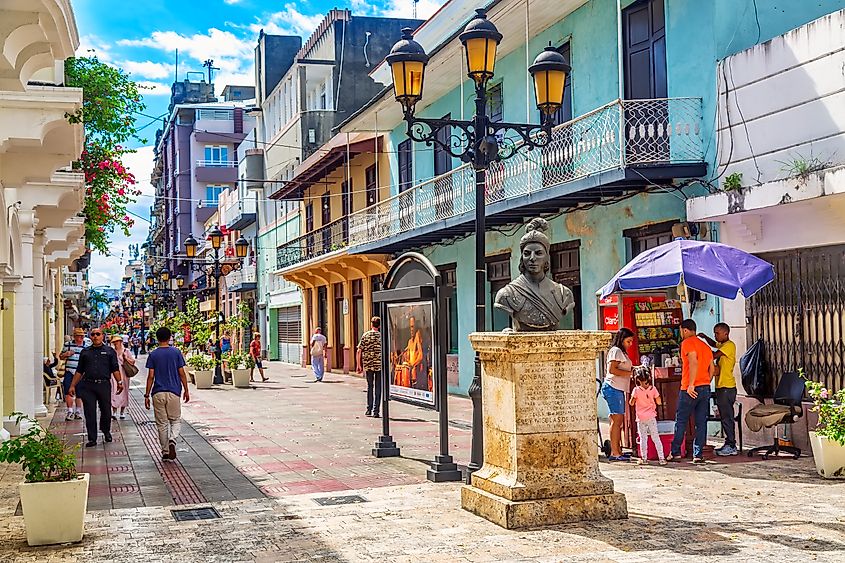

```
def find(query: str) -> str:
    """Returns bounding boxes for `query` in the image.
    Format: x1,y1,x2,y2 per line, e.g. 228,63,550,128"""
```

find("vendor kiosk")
598,292,691,455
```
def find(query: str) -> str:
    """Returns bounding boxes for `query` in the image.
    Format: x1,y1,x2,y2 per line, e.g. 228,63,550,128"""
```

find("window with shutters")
439,265,459,354
398,140,413,193
365,165,377,207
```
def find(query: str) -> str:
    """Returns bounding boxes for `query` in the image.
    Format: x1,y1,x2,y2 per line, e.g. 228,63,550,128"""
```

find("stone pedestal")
461,331,627,529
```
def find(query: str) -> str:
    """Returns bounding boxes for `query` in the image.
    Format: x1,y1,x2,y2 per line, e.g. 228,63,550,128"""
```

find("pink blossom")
117,188,125,196
821,389,829,399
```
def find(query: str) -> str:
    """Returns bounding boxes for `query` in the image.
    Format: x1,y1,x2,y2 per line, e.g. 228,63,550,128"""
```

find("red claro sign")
602,306,620,331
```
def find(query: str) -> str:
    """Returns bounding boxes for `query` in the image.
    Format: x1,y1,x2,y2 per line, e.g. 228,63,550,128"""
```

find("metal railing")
276,217,349,270
221,196,257,227
195,160,237,168
62,271,84,294
348,98,703,248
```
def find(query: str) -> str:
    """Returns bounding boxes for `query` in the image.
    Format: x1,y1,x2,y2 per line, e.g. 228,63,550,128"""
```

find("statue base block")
461,331,628,529
461,486,627,529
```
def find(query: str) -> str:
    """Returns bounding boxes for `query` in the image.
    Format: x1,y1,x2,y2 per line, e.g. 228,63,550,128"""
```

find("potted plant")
805,378,845,478
0,413,88,546
229,352,252,388
187,354,215,389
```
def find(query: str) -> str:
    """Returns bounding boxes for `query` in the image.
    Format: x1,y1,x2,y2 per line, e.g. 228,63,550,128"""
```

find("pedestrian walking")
601,327,636,461
60,327,87,420
144,327,190,461
130,333,141,357
68,328,123,447
110,334,135,420
249,332,269,382
357,317,382,418
699,323,738,456
309,327,327,383
667,319,716,464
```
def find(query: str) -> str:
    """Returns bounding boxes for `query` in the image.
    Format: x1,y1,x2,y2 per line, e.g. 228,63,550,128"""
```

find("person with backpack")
309,327,327,383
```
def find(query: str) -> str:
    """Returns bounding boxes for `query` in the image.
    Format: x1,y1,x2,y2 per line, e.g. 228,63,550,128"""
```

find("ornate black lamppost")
386,9,569,482
183,226,249,384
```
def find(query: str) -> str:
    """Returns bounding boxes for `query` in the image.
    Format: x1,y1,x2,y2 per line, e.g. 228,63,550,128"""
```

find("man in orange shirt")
668,319,715,464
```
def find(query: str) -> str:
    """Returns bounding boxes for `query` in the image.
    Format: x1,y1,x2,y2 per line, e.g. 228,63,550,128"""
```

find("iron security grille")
748,245,845,393
171,507,221,521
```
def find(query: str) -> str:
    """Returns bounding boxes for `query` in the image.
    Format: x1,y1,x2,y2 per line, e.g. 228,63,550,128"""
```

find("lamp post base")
427,455,463,482
372,435,400,458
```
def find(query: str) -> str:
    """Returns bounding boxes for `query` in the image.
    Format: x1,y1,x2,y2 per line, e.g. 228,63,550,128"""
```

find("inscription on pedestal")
515,362,596,432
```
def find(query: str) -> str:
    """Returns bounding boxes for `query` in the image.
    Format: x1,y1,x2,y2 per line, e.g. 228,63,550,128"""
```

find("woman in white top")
601,328,635,460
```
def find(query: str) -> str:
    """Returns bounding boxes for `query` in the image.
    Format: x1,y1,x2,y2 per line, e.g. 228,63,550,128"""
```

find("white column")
13,210,36,420
32,232,47,417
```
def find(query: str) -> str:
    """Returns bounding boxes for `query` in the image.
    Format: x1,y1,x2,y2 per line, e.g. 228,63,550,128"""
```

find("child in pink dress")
629,367,665,465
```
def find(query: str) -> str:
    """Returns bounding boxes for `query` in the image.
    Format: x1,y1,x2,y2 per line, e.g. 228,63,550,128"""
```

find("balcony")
195,160,237,184
348,98,707,255
221,196,257,230
225,266,257,293
277,217,348,270
62,271,84,295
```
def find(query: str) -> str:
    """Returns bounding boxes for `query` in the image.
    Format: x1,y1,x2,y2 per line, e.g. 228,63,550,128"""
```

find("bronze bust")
494,218,575,331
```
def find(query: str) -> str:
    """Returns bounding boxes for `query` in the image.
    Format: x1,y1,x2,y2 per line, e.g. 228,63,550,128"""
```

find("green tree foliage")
65,57,146,253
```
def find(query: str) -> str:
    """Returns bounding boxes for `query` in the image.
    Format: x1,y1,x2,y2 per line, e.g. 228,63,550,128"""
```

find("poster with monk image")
387,301,435,408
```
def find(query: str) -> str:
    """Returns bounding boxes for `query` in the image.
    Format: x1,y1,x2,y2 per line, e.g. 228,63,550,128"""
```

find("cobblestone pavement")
0,361,843,562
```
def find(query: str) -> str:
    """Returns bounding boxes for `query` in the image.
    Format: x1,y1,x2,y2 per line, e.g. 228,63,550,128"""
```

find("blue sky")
77,0,444,288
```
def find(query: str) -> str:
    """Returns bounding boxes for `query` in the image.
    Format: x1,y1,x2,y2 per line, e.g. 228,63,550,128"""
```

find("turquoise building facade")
340,0,845,395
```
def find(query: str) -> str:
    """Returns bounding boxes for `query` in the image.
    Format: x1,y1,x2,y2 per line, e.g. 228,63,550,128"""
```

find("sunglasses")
90,332,103,336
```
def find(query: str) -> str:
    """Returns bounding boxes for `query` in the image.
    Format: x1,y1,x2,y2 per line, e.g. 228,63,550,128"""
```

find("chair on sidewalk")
43,373,64,405
707,394,743,452
744,371,804,460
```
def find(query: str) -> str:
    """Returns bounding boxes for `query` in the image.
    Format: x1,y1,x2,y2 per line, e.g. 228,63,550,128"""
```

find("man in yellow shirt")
699,323,738,456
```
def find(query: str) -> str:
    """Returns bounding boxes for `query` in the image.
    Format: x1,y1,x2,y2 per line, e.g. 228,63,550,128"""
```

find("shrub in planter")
805,378,845,479
228,352,251,388
0,413,89,546
186,354,215,388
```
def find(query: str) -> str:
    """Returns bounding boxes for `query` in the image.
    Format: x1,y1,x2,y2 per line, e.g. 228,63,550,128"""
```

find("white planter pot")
19,473,89,546
194,369,214,389
232,369,251,388
809,431,845,479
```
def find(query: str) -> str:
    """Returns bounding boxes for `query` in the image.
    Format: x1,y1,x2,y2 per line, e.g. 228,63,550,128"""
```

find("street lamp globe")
183,234,198,258
177,276,184,289
161,267,170,282
208,225,224,250
146,273,154,287
529,45,570,118
234,235,249,259
386,28,429,115
459,9,502,86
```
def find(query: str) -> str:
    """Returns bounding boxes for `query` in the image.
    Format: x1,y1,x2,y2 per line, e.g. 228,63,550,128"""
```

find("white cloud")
381,0,445,20
245,4,324,37
120,60,172,80
138,81,172,96
223,0,244,4
118,28,253,61
76,34,113,60
88,146,156,288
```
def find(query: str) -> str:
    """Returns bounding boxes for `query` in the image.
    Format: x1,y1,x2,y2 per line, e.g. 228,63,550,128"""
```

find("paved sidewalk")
0,360,843,561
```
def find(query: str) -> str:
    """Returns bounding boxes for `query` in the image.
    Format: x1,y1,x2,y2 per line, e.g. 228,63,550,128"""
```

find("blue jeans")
671,385,712,458
311,355,324,380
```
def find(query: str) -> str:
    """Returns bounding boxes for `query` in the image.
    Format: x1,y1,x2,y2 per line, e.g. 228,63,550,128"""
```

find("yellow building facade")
273,134,390,373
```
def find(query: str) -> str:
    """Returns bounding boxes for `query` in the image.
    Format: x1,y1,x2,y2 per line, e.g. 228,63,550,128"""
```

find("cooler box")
639,420,685,460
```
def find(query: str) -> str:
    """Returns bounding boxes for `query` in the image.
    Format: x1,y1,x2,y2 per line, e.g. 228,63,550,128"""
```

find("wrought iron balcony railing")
348,97,704,248
195,160,237,168
276,216,349,270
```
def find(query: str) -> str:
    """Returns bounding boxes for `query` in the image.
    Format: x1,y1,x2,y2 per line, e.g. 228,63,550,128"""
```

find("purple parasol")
598,239,775,300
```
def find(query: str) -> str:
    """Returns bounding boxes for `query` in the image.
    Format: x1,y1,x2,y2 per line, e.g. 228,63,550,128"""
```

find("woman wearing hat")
110,334,136,419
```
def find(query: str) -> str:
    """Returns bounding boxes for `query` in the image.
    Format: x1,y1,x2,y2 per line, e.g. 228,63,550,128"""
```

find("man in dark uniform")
68,327,123,447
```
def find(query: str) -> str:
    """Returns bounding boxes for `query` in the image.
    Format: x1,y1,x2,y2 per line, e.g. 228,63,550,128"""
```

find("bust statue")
494,218,575,331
